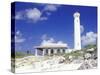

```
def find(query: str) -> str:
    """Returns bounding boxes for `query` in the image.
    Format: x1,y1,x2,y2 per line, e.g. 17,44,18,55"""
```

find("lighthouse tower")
73,12,81,50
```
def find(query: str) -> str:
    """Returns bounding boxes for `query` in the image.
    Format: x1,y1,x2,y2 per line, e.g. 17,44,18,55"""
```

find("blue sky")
13,2,97,52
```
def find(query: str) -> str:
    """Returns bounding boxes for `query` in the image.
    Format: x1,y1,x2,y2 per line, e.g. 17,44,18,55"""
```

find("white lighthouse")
73,12,81,50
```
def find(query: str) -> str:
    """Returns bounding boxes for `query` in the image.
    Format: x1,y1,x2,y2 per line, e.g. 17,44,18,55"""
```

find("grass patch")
15,52,33,58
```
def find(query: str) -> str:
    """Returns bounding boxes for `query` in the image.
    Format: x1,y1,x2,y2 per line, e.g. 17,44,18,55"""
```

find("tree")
85,44,96,49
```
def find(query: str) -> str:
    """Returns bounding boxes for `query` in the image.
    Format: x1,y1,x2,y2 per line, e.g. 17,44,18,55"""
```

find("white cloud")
40,35,68,47
15,30,25,43
16,30,22,36
41,34,48,40
15,12,23,20
15,8,48,22
44,5,58,11
15,4,59,23
80,25,84,34
25,8,42,22
81,31,97,46
46,12,51,16
40,17,48,21
15,36,25,43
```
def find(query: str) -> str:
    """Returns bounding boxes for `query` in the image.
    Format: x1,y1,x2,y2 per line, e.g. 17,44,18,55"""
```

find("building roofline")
34,46,68,49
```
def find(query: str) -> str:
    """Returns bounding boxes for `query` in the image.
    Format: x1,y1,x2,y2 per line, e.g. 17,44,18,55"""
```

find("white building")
34,46,67,56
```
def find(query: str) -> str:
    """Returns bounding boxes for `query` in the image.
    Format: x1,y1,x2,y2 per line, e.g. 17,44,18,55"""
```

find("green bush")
15,52,27,58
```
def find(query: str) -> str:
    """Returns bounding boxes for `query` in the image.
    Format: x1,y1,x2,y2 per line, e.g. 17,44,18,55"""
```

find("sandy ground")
14,56,97,73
